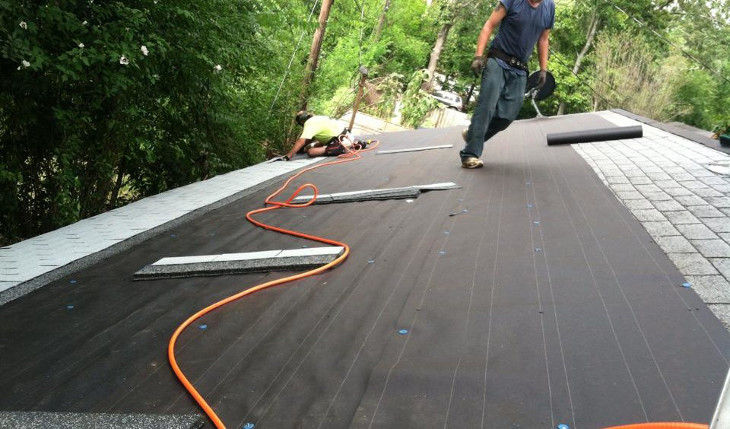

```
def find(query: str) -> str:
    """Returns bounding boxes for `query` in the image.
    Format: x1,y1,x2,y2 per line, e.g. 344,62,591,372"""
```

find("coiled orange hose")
168,138,378,428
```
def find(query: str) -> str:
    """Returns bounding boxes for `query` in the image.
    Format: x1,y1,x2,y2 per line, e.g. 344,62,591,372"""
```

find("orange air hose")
168,138,379,428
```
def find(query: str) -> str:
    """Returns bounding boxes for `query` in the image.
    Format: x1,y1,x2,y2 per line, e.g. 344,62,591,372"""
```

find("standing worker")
460,0,555,168
283,111,367,161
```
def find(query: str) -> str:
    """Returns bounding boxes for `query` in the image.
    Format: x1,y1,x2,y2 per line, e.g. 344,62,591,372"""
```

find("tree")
0,0,299,244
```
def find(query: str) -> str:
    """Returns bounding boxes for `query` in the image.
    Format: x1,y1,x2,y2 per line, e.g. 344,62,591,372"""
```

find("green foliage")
591,31,684,120
400,70,439,127
367,72,405,119
376,0,431,74
315,85,356,119
0,0,298,244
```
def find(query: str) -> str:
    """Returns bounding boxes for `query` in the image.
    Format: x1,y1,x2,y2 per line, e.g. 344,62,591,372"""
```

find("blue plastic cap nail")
398,329,408,335
243,423,255,429
199,324,208,330
557,424,569,429
535,248,542,252
70,280,77,284
439,251,446,255
368,260,375,264
66,304,74,310
682,282,691,288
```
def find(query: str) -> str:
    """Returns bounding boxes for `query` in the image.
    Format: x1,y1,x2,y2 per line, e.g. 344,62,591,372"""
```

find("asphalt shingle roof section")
0,157,322,304
575,110,730,330
1,112,729,428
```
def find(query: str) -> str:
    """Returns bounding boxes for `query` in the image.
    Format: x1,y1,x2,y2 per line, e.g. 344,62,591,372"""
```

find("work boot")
461,157,484,169
461,128,468,142
354,139,369,150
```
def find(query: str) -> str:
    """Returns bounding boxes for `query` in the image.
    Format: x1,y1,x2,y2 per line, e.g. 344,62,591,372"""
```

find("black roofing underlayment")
2,114,729,429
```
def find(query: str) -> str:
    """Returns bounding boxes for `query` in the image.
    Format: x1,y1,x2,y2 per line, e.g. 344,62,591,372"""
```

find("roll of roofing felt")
546,125,643,146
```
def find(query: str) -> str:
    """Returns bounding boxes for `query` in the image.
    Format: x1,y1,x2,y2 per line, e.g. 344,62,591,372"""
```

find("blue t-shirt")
491,0,555,73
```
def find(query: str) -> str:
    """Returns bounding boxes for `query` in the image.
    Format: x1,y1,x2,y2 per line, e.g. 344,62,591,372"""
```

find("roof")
1,110,729,428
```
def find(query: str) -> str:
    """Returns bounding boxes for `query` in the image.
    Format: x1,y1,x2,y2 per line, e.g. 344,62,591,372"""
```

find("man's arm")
285,138,310,160
537,28,550,71
475,2,508,57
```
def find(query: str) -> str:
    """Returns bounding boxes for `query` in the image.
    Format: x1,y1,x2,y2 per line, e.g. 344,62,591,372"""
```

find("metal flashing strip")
134,246,345,280
376,144,453,154
0,411,201,429
291,182,460,205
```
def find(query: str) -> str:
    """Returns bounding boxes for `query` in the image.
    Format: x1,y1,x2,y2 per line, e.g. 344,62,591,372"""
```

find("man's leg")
486,72,527,140
483,117,512,142
306,147,326,157
460,58,505,161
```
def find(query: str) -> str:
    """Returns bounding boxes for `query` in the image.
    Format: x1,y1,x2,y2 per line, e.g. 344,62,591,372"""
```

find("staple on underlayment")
133,246,345,280
292,182,460,205
376,144,453,154
0,411,202,428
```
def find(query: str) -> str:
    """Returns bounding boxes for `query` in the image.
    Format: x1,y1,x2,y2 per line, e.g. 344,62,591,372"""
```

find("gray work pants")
460,58,526,160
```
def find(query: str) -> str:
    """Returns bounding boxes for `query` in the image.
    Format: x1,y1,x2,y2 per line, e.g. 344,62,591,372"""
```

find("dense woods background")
1,0,728,246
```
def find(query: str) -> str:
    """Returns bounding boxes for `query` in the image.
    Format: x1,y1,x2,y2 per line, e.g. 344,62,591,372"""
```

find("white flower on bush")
78,42,85,49
120,55,129,65
141,45,149,56
82,20,88,26
214,64,222,72
21,60,30,68
20,21,28,30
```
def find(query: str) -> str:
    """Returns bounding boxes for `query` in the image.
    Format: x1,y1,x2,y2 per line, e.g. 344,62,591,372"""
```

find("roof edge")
611,108,729,155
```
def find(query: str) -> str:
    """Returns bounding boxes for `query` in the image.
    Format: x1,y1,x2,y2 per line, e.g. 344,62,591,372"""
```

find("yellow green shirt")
299,116,344,144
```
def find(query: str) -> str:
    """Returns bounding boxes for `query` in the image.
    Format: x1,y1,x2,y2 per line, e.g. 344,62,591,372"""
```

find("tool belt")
488,47,528,72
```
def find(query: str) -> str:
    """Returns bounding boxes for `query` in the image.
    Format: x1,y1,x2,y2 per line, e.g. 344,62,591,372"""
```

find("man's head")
295,110,313,126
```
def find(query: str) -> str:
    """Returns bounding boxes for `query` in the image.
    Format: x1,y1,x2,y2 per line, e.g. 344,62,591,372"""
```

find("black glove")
536,69,547,89
471,55,486,77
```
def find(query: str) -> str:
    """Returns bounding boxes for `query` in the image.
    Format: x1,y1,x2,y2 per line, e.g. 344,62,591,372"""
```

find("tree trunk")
373,0,391,43
426,22,453,88
557,12,600,115
108,156,126,210
300,0,334,109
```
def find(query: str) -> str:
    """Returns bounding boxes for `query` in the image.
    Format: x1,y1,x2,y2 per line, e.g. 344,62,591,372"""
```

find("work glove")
536,69,547,90
471,55,486,77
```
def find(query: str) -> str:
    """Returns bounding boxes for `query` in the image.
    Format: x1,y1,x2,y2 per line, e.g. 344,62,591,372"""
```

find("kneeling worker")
283,111,367,160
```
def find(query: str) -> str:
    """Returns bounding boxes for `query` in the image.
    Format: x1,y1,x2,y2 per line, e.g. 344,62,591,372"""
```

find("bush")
0,0,290,244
